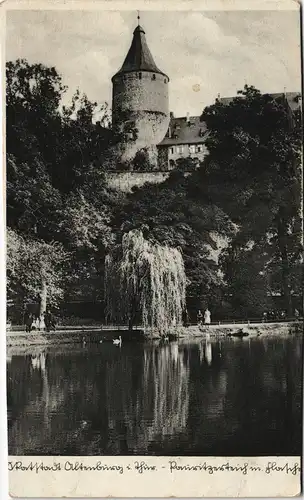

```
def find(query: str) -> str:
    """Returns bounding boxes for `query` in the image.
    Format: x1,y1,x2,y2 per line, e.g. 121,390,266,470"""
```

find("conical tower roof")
112,25,168,80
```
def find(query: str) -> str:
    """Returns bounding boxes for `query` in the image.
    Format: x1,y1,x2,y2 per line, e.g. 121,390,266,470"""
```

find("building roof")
270,92,301,112
112,25,168,80
159,116,209,146
158,91,301,148
218,92,301,112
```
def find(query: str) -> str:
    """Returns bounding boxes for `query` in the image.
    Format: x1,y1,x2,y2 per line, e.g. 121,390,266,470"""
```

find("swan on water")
113,335,122,346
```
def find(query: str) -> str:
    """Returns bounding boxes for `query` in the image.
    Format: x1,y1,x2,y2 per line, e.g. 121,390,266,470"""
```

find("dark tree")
198,85,302,316
113,167,233,316
6,60,119,312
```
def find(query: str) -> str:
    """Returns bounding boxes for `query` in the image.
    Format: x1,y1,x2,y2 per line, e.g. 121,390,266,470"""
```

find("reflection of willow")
106,343,190,453
143,344,189,439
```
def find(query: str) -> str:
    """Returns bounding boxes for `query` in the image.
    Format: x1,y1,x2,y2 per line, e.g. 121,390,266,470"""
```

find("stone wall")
106,171,169,192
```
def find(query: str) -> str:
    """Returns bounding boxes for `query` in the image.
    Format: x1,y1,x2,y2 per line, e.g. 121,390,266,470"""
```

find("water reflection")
198,340,212,365
205,340,212,365
31,353,46,371
7,335,303,456
105,343,190,454
141,344,189,441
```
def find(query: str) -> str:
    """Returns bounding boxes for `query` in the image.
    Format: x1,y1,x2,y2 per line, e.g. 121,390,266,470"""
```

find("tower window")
164,78,167,83
152,74,156,80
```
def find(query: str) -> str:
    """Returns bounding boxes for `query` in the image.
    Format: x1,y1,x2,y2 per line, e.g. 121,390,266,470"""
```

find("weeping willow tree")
105,229,186,335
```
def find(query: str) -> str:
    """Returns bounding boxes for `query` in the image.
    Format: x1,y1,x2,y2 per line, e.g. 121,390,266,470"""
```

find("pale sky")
6,9,301,117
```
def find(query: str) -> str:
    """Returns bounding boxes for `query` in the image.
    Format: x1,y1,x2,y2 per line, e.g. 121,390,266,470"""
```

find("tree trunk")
39,277,48,317
128,296,137,332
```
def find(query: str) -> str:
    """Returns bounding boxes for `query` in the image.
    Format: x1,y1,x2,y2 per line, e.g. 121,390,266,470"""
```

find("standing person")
204,308,211,326
182,309,190,327
44,311,51,332
49,310,56,331
32,315,40,330
39,313,45,331
25,312,33,333
197,310,203,326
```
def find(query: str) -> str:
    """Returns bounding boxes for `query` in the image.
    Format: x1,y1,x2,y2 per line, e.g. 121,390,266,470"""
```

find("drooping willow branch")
105,229,186,335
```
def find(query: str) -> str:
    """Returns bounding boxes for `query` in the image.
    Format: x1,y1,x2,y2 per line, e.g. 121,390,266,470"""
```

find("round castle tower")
112,21,169,164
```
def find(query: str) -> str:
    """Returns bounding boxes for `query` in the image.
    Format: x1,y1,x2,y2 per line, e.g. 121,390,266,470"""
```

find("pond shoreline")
6,321,303,348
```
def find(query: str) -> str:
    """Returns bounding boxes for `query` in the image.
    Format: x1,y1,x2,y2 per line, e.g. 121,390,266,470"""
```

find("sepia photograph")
5,2,303,466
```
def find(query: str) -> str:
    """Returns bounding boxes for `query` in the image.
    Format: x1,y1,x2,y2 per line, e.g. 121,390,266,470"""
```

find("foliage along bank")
6,60,303,322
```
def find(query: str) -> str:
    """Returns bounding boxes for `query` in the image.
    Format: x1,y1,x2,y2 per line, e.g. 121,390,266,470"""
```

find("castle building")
108,18,301,192
111,21,169,165
157,91,301,170
157,114,209,170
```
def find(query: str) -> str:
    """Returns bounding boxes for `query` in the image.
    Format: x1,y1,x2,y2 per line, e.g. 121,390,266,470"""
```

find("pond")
7,334,302,456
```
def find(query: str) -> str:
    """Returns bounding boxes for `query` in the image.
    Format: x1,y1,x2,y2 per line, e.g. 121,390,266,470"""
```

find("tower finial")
137,10,140,25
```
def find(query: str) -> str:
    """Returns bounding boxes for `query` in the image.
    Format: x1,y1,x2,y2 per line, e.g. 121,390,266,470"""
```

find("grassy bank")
6,321,302,348
179,321,302,337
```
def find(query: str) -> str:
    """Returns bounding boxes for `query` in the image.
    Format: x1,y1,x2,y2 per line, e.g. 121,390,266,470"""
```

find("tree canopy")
113,168,233,316
196,86,302,316
6,59,119,315
6,59,302,322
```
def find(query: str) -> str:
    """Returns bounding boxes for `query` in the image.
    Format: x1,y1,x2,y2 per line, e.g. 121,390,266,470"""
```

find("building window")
152,74,156,80
189,145,196,154
176,145,184,154
169,147,174,154
164,78,167,83
196,145,203,153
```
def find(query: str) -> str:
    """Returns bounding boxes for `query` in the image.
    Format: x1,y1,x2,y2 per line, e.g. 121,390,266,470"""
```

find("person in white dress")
32,316,40,330
204,308,211,325
39,314,45,330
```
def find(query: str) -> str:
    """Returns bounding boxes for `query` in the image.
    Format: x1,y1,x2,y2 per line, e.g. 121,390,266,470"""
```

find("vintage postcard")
3,0,303,497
